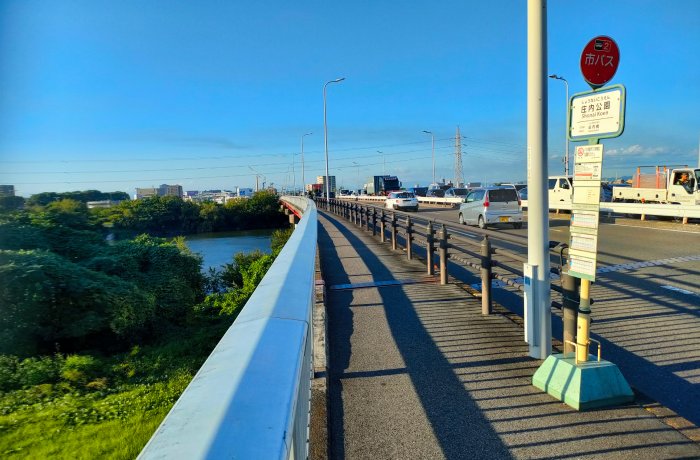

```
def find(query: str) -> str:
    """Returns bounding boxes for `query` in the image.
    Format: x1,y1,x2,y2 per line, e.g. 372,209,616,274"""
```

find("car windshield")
394,192,414,199
488,188,519,202
428,189,445,197
548,179,557,190
452,188,468,196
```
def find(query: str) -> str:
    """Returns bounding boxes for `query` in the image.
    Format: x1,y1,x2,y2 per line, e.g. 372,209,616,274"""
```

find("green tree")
0,195,25,212
0,250,156,357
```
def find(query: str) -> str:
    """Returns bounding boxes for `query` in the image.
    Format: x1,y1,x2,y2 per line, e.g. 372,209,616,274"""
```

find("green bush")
0,355,64,391
61,355,103,386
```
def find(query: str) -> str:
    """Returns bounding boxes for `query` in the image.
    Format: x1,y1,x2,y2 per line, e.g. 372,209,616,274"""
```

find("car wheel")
478,215,487,229
458,213,465,225
513,222,523,229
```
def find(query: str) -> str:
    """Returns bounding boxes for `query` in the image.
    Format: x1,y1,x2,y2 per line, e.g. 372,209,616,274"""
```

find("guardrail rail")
138,197,317,460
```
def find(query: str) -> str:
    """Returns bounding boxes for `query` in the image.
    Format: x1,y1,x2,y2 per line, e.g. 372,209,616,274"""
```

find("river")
185,229,273,271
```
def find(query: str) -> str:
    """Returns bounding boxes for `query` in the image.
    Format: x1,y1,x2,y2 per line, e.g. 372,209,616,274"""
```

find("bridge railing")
317,198,572,315
139,197,317,460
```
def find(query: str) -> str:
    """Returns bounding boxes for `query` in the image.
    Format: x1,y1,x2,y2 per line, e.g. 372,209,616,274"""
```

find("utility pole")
454,126,463,187
423,130,435,185
301,132,312,196
526,0,551,360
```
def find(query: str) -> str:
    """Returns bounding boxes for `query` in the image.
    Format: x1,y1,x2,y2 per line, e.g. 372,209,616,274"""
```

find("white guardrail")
139,197,317,460
522,200,700,220
338,195,463,205
340,196,699,220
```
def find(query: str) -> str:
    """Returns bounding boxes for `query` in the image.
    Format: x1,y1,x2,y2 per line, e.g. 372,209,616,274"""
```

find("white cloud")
606,144,668,157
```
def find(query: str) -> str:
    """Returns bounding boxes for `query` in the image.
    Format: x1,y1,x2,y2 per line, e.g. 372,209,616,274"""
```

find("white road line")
661,285,700,298
598,255,700,274
607,223,700,234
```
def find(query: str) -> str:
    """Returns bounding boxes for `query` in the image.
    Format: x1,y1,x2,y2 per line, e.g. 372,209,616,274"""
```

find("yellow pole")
576,278,592,363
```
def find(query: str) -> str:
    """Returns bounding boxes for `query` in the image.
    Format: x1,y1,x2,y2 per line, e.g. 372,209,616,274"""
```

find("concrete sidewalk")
317,211,700,459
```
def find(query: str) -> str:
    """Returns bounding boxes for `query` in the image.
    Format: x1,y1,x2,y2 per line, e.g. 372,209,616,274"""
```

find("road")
337,200,700,427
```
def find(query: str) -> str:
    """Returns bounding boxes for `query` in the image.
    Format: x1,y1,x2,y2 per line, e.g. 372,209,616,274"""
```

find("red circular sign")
580,36,620,88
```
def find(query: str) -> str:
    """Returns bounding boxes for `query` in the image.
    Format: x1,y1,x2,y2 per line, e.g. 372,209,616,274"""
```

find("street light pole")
301,132,312,196
352,161,360,190
423,130,435,185
324,77,345,199
549,74,569,176
378,151,384,175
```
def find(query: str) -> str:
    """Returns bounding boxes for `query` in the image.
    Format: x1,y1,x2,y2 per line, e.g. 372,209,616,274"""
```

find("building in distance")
135,184,183,199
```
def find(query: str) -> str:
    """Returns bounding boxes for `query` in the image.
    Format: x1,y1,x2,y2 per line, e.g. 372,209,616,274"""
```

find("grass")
0,372,192,459
0,320,230,459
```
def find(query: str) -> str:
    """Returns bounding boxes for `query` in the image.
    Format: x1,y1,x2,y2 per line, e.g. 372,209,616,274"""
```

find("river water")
185,229,273,271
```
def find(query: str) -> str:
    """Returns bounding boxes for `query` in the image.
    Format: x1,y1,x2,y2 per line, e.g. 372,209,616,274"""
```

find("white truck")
612,166,700,205
548,175,574,208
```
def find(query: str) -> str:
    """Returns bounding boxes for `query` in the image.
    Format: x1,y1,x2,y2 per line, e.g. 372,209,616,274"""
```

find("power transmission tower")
454,126,464,187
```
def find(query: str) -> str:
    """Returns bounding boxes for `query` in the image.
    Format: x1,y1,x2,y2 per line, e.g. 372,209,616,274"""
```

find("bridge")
139,197,700,459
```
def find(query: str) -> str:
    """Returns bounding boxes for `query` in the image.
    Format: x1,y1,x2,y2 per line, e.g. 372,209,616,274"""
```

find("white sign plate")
570,232,598,254
569,252,597,281
573,185,600,205
574,144,603,163
570,88,622,138
571,210,599,230
574,162,602,182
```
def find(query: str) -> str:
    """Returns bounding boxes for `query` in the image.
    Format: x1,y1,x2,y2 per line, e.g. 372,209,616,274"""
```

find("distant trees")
26,190,130,206
0,199,205,357
0,195,25,211
0,190,289,358
103,190,286,235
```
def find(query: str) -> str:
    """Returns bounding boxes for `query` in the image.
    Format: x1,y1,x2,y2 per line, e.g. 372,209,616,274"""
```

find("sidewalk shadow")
319,213,514,460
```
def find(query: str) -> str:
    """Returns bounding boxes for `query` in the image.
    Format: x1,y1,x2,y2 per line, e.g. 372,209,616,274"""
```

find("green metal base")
532,353,634,410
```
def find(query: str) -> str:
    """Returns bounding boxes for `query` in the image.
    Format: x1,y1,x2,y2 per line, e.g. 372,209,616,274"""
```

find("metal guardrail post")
426,221,435,275
372,208,377,236
380,210,386,242
438,224,448,285
344,202,349,220
365,206,371,231
480,236,492,314
391,212,397,251
561,271,580,355
406,216,413,260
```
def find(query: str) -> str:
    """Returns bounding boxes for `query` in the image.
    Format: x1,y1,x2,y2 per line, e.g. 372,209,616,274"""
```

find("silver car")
458,187,523,229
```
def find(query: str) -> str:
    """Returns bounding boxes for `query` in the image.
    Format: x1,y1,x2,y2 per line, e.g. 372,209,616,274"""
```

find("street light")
301,132,312,196
549,74,569,176
423,130,435,185
352,161,360,190
377,150,384,175
324,77,345,198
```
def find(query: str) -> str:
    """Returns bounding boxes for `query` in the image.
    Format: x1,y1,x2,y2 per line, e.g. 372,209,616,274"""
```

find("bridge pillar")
289,213,299,227
372,209,377,236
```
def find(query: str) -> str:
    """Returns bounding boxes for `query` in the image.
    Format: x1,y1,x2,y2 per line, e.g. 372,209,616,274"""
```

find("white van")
548,176,573,207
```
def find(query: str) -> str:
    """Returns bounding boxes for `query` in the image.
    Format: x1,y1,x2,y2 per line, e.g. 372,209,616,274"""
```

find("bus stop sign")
580,36,620,89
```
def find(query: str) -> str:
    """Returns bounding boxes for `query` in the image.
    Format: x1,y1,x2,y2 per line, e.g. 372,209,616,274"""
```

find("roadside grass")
0,320,230,459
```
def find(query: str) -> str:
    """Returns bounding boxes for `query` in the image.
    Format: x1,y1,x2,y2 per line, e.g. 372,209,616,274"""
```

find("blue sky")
1,0,698,196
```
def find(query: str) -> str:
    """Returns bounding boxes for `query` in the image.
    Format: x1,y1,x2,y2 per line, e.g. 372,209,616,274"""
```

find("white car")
385,191,419,212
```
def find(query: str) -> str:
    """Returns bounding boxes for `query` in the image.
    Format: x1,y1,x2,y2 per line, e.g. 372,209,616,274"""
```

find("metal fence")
317,198,578,318
138,197,317,460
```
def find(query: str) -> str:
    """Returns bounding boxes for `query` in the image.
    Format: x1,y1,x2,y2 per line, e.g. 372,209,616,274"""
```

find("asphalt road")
344,201,700,426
